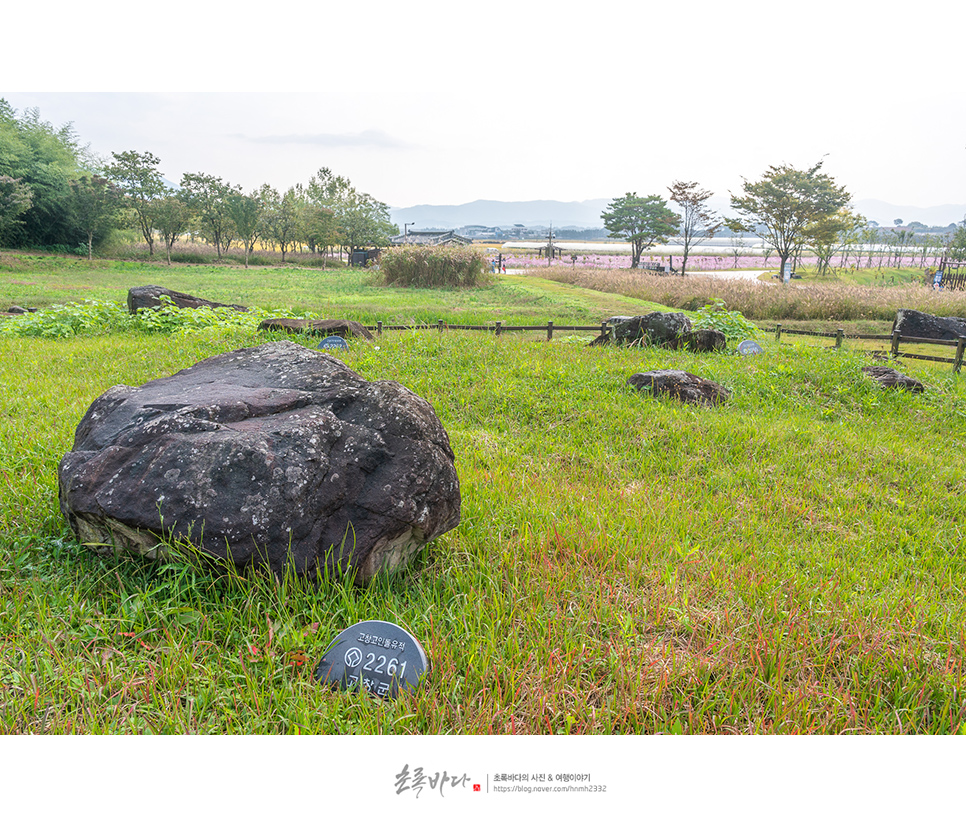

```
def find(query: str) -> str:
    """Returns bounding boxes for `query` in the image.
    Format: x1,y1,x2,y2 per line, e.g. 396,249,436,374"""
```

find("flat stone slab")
628,369,730,406
258,318,374,341
127,285,248,314
862,365,925,393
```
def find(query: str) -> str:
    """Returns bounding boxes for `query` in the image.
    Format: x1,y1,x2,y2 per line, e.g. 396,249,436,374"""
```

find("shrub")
380,246,491,288
296,256,347,269
0,297,296,338
690,299,763,341
169,251,212,264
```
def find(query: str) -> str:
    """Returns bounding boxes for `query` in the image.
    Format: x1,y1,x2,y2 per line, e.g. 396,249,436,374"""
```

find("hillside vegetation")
1,256,965,734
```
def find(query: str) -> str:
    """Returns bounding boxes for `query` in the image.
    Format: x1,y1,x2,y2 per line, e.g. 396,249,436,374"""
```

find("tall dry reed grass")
533,266,966,323
379,246,491,288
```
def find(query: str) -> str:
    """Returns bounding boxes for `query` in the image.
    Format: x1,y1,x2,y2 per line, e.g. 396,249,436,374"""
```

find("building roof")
390,229,472,246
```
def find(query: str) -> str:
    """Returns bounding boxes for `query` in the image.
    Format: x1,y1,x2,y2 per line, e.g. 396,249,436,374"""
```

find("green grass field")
2,254,965,734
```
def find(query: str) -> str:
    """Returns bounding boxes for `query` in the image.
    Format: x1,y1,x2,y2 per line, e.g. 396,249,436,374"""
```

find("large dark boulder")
612,313,692,347
58,341,461,585
892,309,966,341
628,369,730,406
258,318,374,341
127,285,248,314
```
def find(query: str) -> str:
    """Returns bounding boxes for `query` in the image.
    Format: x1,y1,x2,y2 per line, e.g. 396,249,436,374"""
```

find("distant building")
390,229,472,246
459,225,505,239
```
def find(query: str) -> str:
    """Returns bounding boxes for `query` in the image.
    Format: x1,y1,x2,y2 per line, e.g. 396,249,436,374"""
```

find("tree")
948,221,966,260
226,188,264,267
152,192,191,265
105,150,166,255
888,227,914,267
259,186,302,262
807,209,862,276
337,189,397,253
180,172,235,258
836,213,865,269
301,204,340,263
69,175,121,259
0,175,33,245
724,219,746,268
860,223,880,268
0,101,95,248
668,180,721,276
729,160,851,281
601,193,680,269
304,168,396,258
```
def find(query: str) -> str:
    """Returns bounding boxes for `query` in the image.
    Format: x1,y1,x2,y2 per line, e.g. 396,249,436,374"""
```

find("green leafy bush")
380,245,491,288
0,297,295,338
690,299,762,341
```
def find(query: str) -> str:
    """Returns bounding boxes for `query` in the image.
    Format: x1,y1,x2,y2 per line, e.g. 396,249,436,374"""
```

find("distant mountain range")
389,197,966,231
389,199,611,230
851,200,966,229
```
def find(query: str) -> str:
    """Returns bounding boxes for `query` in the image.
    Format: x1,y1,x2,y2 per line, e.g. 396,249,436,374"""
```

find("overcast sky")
4,0,965,215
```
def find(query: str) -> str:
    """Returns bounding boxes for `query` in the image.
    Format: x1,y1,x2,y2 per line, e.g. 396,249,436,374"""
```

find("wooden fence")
358,318,965,373
374,319,609,340
774,325,966,372
937,258,966,291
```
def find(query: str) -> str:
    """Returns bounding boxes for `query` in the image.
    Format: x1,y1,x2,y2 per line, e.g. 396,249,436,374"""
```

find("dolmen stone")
58,341,461,585
127,285,248,314
612,312,693,347
258,318,374,341
628,369,730,406
684,328,727,352
861,365,925,393
892,309,966,341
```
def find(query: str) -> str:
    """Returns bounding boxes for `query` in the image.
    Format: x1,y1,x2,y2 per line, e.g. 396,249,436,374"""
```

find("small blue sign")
317,336,349,351
737,339,764,356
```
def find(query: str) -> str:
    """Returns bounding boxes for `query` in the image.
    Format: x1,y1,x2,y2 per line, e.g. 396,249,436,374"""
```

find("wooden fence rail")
774,324,966,372
374,320,609,340
358,319,965,373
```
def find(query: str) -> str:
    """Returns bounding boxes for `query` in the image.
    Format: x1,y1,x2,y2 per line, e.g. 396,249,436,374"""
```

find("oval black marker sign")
317,336,349,351
314,619,428,699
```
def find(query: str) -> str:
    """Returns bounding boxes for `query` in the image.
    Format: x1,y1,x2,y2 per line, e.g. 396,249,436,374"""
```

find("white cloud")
3,0,964,211
234,129,414,150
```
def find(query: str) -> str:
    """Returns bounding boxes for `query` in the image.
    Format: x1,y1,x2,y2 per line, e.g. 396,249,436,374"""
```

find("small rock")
861,366,925,393
628,370,730,406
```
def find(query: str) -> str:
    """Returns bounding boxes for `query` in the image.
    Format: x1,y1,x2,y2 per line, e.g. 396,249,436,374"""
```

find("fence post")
836,328,844,349
775,324,782,342
377,320,383,335
547,320,554,341
496,321,503,337
891,331,900,358
955,337,965,374
600,322,608,339
438,319,444,332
